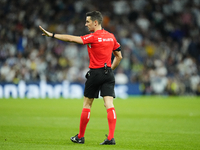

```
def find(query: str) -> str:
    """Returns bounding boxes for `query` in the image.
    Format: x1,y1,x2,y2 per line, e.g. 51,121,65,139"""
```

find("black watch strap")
52,33,55,38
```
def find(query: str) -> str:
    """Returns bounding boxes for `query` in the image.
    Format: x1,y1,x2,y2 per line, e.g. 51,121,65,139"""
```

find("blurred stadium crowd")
0,0,200,95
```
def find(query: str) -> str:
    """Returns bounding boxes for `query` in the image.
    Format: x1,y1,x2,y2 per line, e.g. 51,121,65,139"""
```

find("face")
85,16,95,32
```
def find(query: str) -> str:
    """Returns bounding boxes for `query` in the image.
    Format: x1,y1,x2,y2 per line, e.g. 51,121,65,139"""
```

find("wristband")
52,33,55,38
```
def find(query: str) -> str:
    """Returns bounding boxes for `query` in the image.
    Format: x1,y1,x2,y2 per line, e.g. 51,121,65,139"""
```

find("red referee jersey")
81,29,120,69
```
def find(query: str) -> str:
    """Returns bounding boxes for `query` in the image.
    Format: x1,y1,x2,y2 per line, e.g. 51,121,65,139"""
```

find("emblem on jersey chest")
98,38,102,42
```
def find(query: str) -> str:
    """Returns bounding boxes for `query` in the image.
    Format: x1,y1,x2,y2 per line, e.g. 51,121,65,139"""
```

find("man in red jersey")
39,11,122,145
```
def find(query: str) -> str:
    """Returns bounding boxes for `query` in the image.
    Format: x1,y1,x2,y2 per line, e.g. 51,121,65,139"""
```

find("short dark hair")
86,11,103,25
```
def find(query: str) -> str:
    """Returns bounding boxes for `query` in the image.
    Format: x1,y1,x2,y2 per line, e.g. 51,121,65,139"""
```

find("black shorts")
84,67,115,98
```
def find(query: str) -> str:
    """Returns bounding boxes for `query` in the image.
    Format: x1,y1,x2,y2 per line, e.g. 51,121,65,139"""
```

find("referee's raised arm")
39,26,83,44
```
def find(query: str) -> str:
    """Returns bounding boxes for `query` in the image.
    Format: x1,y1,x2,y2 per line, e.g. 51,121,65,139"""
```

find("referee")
39,11,122,145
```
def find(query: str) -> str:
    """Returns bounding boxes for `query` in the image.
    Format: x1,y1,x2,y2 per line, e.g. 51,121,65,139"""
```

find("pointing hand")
39,26,53,37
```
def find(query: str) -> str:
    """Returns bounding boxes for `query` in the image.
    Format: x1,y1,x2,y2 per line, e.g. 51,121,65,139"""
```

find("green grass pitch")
0,96,200,150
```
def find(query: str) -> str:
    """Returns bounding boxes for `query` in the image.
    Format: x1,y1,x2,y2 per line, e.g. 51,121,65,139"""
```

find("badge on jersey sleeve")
87,43,91,48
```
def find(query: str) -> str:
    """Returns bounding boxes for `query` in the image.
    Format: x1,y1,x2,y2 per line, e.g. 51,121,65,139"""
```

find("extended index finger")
39,26,49,36
39,26,45,32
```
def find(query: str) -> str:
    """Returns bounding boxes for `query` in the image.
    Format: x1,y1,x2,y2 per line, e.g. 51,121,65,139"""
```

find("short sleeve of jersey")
81,34,94,45
113,36,120,51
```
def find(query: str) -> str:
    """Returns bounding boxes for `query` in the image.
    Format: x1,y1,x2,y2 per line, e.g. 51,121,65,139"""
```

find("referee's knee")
83,97,94,109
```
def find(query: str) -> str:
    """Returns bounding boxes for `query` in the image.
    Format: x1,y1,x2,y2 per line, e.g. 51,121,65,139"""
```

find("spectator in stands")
0,0,199,96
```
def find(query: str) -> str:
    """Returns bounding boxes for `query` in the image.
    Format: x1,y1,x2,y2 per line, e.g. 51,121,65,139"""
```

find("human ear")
94,20,98,26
